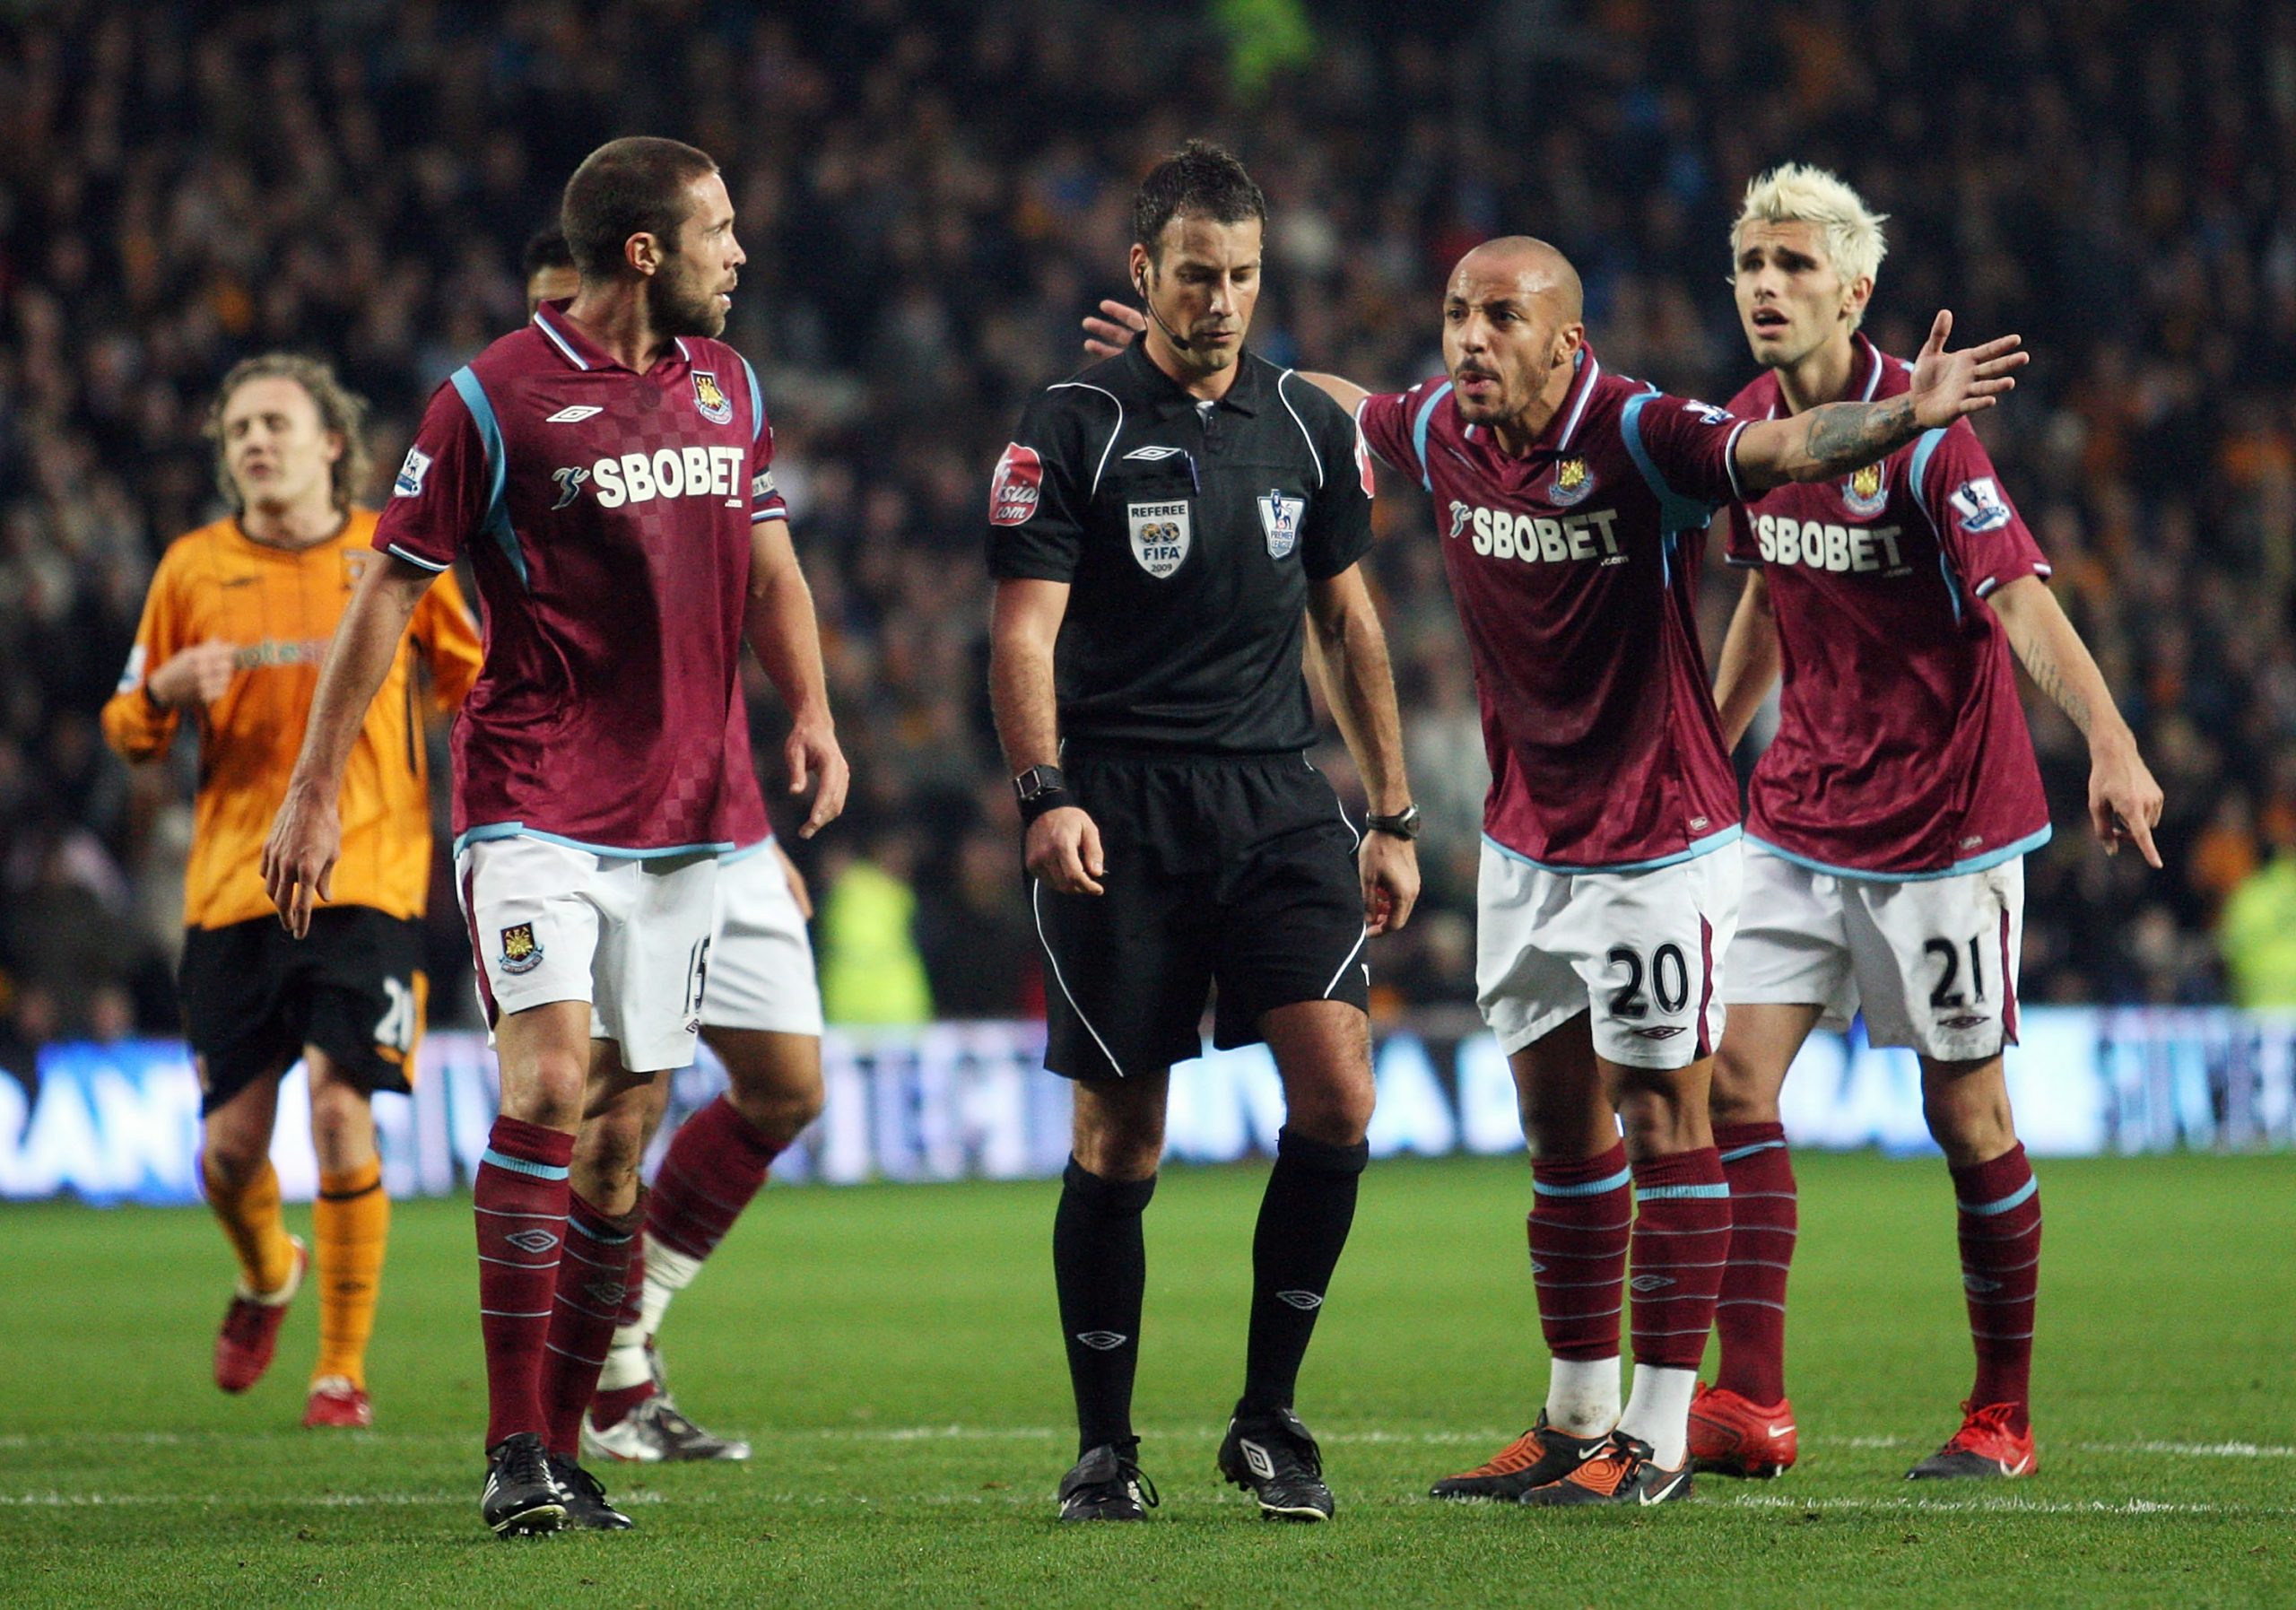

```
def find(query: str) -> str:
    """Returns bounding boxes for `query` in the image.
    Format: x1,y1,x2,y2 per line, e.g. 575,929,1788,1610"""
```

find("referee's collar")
1123,340,1264,418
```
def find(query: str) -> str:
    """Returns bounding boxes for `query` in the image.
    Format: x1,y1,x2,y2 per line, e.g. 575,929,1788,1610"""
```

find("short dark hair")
561,136,720,278
522,225,575,281
1132,140,1266,261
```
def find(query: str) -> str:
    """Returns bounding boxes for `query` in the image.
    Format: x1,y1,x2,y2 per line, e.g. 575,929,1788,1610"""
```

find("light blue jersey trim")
1718,1139,1787,1163
1619,391,1723,535
1746,825,2051,883
1533,1165,1633,1197
1635,1182,1731,1202
1906,427,1962,622
452,822,735,860
480,1147,569,1181
721,836,775,865
737,354,765,443
1409,382,1452,492
1958,1176,2039,1217
448,367,526,587
1483,823,1742,877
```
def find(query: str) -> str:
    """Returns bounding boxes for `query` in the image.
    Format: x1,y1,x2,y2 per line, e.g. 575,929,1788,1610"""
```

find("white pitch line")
0,1491,662,1509
1721,1493,2291,1518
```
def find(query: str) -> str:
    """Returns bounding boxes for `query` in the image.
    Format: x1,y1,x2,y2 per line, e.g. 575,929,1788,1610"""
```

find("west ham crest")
1548,457,1595,506
1843,461,1888,517
691,370,734,426
500,923,544,976
1258,487,1305,559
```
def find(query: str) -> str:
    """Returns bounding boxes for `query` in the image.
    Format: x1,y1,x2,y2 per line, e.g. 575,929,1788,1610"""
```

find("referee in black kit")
987,142,1419,1525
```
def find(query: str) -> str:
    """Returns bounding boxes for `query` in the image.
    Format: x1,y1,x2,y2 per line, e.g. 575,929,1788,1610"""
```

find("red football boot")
213,1238,307,1394
1907,1400,2037,1480
1688,1381,1798,1478
302,1374,372,1429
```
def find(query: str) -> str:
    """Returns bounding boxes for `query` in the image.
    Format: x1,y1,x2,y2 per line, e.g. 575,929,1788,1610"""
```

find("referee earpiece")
1136,262,1193,352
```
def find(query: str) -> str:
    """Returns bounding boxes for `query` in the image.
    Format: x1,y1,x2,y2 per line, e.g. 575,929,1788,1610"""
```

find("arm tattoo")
2010,624,2094,737
1799,394,1918,476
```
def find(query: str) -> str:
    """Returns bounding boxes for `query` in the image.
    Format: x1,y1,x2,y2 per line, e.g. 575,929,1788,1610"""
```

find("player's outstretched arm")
1308,566,1419,935
1712,569,1781,750
989,578,1104,897
262,554,434,936
1735,310,2028,492
745,517,847,840
1988,575,2164,866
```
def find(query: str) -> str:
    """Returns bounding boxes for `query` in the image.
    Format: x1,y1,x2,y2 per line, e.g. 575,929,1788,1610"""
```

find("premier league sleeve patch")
1948,476,2013,533
989,443,1044,526
394,446,433,498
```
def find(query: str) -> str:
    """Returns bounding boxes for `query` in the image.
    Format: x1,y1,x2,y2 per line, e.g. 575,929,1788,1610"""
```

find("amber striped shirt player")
102,354,481,1430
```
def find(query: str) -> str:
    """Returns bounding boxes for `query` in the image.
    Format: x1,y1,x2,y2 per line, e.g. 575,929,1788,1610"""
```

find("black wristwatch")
1013,763,1068,822
1365,804,1422,840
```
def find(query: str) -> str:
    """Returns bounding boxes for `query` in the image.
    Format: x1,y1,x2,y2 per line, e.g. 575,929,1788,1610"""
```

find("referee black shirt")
987,341,1373,754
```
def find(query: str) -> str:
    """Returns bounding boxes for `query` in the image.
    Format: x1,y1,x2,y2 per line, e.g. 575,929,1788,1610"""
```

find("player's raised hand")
1360,832,1419,936
148,640,240,708
2090,738,2166,868
785,716,848,840
260,779,339,938
1083,299,1146,361
1907,309,2028,429
1026,806,1105,897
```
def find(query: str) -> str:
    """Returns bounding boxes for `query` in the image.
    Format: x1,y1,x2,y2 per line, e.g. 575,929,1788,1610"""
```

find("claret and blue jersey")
373,300,786,857
1720,334,2054,879
1357,344,1747,874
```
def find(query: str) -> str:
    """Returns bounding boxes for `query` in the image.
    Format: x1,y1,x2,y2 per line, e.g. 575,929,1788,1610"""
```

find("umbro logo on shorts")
545,405,604,423
1939,1013,1989,1031
1630,1023,1687,1040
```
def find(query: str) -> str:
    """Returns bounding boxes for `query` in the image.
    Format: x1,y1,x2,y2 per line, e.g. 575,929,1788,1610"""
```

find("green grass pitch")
3,1152,2291,1607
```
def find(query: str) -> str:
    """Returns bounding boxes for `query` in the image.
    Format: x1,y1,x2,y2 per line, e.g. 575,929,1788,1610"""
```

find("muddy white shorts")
700,840,824,1037
456,834,717,1074
1476,838,1742,1069
1725,841,2024,1061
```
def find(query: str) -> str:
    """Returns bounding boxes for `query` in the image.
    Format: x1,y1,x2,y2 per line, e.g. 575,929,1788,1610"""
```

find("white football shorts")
1724,842,2025,1061
1476,839,1743,1070
456,834,718,1074
700,840,824,1037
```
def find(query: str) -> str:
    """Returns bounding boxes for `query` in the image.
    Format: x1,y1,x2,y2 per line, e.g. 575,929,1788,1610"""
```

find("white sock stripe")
1630,1325,1718,1336
1527,1242,1633,1258
477,1308,552,1318
1542,1303,1623,1321
542,1340,611,1365
476,1254,560,1269
1715,1298,1787,1311
551,1296,621,1320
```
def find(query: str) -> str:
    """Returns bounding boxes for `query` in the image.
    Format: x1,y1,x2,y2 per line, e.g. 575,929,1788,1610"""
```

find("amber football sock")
204,1157,299,1297
314,1157,389,1388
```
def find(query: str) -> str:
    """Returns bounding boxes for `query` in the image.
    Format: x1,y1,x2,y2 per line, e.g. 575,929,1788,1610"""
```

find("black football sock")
1237,1127,1370,1421
1053,1157,1156,1458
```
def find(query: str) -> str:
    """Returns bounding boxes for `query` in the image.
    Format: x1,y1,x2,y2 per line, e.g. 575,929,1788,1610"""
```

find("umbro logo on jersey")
1123,445,1185,461
1075,1330,1128,1352
544,405,604,423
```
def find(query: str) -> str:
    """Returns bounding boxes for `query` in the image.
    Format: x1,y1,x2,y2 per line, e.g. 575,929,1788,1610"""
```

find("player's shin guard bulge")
1626,1149,1731,1373
542,1189,642,1458
1053,1159,1155,1458
474,1118,575,1450
1527,1143,1632,1375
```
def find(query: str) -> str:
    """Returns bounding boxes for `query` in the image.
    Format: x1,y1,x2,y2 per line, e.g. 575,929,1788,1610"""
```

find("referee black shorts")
1031,749,1370,1082
178,906,424,1116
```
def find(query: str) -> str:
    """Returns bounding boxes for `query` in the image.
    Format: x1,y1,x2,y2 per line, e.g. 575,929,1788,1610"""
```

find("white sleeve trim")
385,543,450,573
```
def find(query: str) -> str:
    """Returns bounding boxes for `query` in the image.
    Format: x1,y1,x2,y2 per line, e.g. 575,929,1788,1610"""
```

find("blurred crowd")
4,0,2293,1061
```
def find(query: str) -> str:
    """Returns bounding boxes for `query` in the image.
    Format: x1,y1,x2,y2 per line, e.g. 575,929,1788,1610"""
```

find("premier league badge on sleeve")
1948,476,2013,533
1258,487,1305,558
393,446,432,499
691,370,735,425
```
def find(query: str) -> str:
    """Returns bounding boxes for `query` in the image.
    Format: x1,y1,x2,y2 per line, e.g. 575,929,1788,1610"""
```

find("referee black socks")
1053,1157,1157,1458
1239,1126,1370,1420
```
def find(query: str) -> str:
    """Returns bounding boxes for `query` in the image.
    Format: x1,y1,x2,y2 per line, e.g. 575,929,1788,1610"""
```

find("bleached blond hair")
1733,164,1888,326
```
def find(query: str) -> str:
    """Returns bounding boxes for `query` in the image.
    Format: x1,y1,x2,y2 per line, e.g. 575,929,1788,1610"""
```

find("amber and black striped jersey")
101,509,483,929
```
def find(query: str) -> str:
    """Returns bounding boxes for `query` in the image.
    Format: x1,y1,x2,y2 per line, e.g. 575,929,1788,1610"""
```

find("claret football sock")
648,1095,785,1266
591,1233,652,1429
1951,1143,2041,1424
1237,1127,1370,1418
204,1156,299,1298
1622,1146,1731,1458
474,1117,573,1449
1529,1142,1631,1432
1712,1120,1796,1405
313,1156,388,1389
1053,1157,1156,1457
543,1188,642,1458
